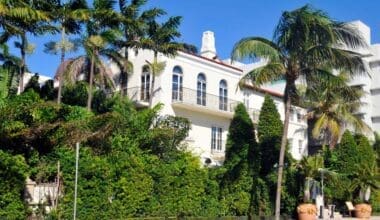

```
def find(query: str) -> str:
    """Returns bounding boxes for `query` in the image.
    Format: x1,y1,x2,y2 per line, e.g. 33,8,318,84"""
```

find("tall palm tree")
231,5,367,219
304,71,371,148
114,0,165,96
44,0,89,104
0,43,21,98
0,0,52,93
144,16,183,106
56,0,120,111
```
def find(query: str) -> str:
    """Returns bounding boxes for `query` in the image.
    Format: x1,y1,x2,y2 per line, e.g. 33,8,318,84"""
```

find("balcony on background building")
122,87,150,108
171,87,240,118
210,140,226,161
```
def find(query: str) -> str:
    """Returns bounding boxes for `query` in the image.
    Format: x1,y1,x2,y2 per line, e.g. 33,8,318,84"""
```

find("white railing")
123,87,149,103
172,87,239,113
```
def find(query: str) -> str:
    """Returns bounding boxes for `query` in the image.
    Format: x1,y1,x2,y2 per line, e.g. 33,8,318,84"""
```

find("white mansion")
24,20,380,164
110,31,308,165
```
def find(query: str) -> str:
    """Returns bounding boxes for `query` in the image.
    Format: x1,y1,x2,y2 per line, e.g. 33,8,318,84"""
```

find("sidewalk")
342,217,380,220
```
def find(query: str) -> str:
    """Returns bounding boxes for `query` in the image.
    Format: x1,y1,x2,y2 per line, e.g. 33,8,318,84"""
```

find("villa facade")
110,31,308,165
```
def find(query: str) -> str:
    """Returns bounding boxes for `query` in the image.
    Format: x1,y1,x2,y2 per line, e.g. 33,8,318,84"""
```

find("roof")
180,51,243,72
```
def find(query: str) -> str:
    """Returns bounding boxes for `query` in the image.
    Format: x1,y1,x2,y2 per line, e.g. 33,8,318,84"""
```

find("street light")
73,142,80,220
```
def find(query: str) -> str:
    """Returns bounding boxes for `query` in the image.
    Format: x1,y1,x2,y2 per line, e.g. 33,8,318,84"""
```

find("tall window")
298,140,303,154
297,112,303,123
141,65,150,101
219,80,228,111
243,91,250,109
172,66,183,101
290,108,295,121
211,126,223,152
197,73,206,106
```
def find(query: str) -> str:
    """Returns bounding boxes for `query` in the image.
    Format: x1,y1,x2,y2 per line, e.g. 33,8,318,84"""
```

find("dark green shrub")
62,81,88,107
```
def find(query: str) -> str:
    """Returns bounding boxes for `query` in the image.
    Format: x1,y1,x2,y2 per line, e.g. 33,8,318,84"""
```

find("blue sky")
21,0,380,77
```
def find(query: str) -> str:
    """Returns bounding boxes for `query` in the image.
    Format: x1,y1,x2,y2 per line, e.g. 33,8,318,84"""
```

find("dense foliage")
1,1,379,218
219,103,257,215
0,90,224,218
256,95,300,217
0,150,28,219
322,131,379,209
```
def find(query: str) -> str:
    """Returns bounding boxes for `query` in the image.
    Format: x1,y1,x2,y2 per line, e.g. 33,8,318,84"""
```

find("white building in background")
348,21,380,134
111,31,308,165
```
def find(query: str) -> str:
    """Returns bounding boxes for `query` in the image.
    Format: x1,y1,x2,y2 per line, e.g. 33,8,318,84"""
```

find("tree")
304,71,370,148
24,73,40,93
0,43,21,98
55,0,120,111
114,0,165,96
144,15,183,106
0,0,52,93
257,95,283,176
231,5,367,219
62,81,88,106
355,134,377,169
40,79,56,100
220,103,258,215
0,150,28,219
373,132,380,168
333,131,361,176
44,0,89,104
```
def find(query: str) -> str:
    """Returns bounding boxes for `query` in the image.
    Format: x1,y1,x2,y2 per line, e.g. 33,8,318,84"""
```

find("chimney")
201,31,217,59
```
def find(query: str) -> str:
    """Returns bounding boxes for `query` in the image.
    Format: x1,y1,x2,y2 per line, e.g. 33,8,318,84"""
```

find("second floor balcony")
171,87,240,118
123,87,149,107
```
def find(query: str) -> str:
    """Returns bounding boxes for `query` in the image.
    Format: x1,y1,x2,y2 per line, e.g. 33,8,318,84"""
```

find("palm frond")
145,60,166,77
334,22,368,49
231,37,282,62
239,61,285,87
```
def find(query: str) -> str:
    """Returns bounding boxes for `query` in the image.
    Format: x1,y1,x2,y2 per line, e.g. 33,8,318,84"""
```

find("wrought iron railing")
172,87,240,113
124,87,262,124
123,87,149,102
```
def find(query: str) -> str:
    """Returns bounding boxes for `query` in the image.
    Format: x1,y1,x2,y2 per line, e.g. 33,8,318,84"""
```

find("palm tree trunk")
57,26,66,104
18,33,26,94
120,48,128,97
87,50,95,111
275,82,292,220
149,51,157,107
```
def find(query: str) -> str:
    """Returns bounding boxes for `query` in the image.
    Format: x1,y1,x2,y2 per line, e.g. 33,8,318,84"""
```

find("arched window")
197,73,206,106
172,66,183,101
141,65,150,101
219,80,228,110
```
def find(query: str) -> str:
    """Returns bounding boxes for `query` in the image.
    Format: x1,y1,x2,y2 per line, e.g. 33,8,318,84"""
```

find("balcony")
171,87,240,118
122,87,149,107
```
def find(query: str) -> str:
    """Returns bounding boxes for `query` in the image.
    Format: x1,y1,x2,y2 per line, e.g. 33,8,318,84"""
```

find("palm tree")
0,0,52,93
304,71,371,148
56,0,120,111
114,0,165,97
349,163,379,202
144,16,183,106
298,155,324,203
0,43,21,98
44,0,89,104
231,5,367,219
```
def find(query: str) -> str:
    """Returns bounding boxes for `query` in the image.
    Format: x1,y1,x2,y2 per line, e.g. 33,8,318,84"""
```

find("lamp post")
73,142,80,220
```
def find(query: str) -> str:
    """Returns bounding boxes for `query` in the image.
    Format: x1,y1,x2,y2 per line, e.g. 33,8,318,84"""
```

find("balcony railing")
123,87,149,103
172,87,239,113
